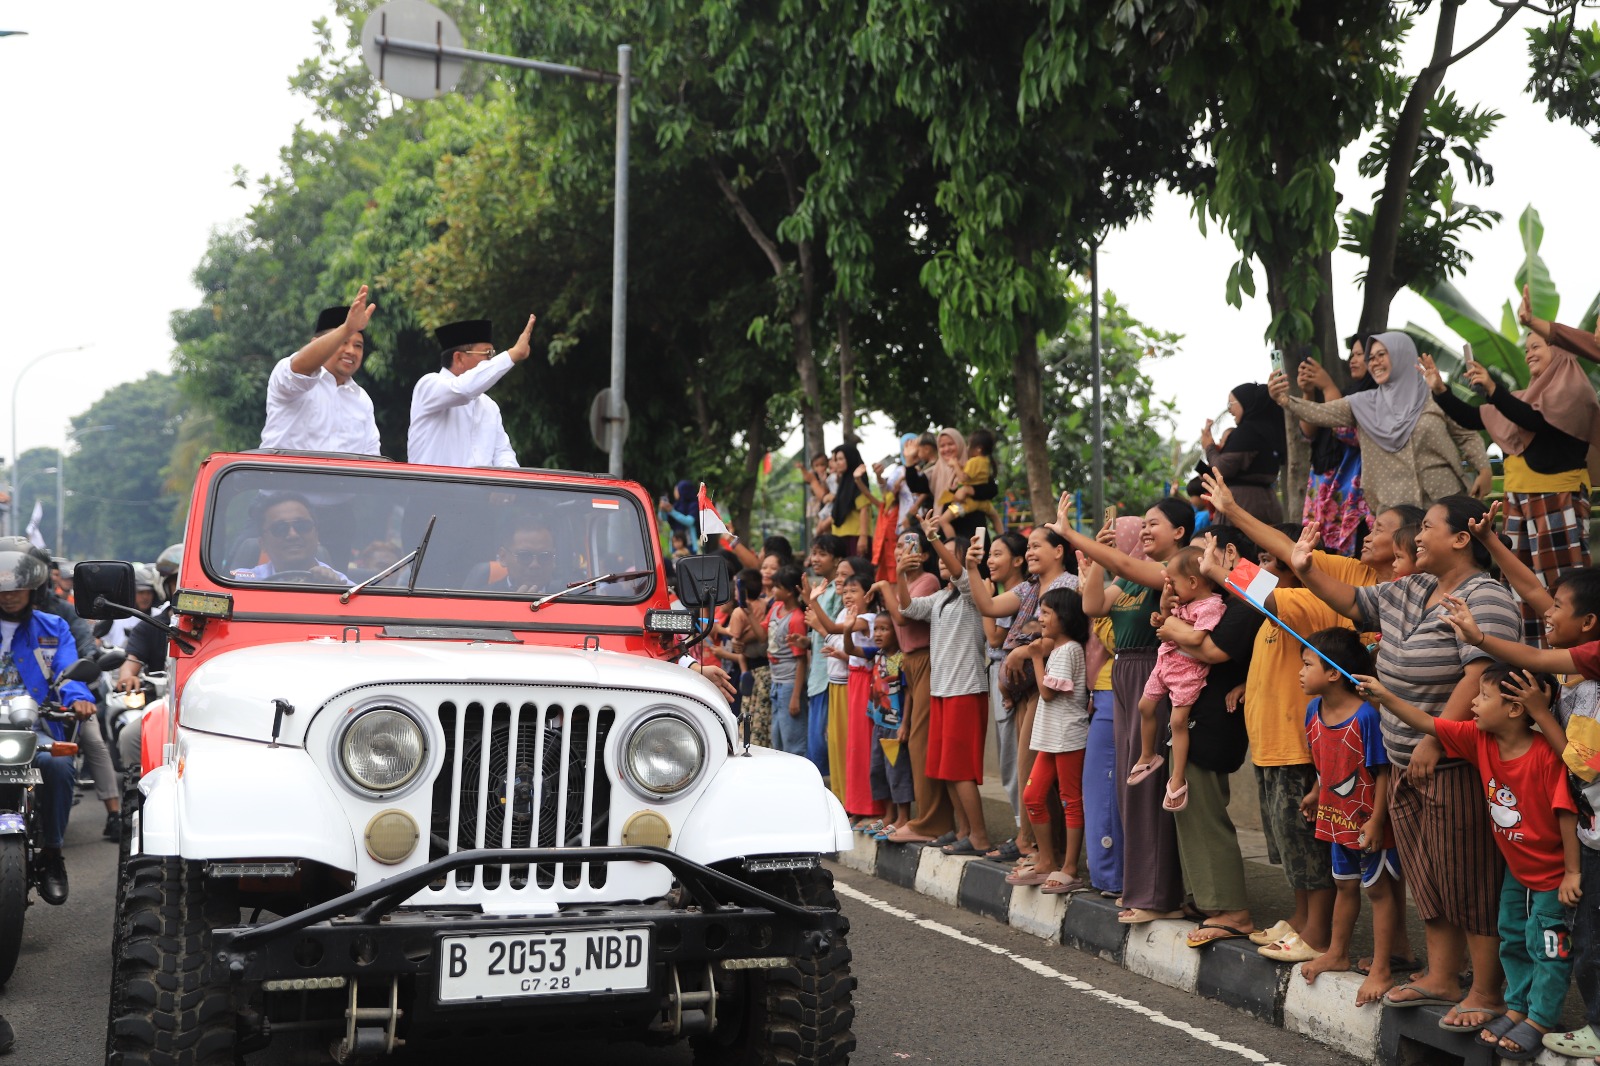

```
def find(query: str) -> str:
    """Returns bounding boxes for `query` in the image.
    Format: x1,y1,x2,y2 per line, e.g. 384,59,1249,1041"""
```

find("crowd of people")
699,296,1600,1062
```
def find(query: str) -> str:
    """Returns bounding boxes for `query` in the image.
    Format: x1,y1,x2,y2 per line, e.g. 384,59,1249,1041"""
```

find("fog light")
621,810,671,849
364,809,419,864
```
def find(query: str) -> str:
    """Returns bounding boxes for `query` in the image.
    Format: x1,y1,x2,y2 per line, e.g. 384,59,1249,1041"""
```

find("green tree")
63,374,188,561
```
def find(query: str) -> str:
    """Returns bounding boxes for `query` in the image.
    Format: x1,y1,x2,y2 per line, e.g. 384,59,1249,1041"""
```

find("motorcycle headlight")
340,710,425,792
623,714,705,797
0,733,34,764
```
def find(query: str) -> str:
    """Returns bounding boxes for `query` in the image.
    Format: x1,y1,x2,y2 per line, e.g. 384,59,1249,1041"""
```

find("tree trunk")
1358,1,1460,333
1012,319,1053,523
836,307,857,444
733,397,767,537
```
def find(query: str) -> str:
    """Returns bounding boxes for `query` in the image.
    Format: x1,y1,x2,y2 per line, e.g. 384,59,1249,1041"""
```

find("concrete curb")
836,835,1580,1066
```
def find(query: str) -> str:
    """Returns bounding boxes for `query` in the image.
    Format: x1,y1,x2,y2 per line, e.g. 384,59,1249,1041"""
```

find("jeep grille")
426,699,616,893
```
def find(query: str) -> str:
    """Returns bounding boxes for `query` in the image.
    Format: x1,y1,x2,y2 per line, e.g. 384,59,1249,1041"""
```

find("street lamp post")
8,345,88,537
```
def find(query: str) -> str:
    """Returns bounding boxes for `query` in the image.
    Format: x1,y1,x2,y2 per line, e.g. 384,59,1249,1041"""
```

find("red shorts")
926,692,988,783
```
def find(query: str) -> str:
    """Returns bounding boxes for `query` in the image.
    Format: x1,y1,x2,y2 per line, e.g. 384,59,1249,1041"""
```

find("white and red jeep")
78,449,855,1065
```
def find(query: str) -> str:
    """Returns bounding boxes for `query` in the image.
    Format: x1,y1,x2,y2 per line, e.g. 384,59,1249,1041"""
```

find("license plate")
437,928,650,1003
0,766,40,785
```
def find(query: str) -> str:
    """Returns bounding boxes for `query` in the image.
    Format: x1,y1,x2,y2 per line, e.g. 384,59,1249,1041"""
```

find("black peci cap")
435,319,493,352
314,306,348,334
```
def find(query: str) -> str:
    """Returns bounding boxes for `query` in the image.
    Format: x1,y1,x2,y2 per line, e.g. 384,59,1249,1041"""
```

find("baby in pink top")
1127,545,1225,813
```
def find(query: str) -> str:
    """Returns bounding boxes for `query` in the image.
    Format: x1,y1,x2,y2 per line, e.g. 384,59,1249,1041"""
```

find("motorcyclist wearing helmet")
114,545,183,774
0,540,93,905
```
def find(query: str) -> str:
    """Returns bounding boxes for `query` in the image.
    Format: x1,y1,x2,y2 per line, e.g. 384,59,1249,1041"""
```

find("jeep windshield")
201,464,655,602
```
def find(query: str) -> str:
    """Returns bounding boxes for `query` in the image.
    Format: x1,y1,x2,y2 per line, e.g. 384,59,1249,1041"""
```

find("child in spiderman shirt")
1298,628,1410,1006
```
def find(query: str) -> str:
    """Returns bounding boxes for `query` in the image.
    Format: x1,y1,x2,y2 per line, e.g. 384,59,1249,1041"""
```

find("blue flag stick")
1229,587,1364,688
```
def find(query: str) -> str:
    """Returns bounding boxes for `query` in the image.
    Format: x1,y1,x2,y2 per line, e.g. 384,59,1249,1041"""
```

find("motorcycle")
0,654,107,986
104,665,161,776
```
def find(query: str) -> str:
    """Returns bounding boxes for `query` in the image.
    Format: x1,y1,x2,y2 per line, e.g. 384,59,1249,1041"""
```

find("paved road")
11,810,1358,1065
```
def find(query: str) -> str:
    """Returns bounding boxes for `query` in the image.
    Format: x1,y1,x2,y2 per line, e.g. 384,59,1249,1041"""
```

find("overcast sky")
3,2,1594,480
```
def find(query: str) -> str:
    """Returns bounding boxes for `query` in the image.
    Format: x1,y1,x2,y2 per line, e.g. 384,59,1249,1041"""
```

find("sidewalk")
860,726,1591,1065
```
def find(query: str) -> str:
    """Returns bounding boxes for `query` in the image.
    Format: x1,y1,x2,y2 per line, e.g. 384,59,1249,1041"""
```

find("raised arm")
1201,470,1297,564
1468,502,1552,614
1271,370,1358,430
1441,596,1577,674
960,537,1024,618
1077,552,1110,618
1521,284,1600,364
1051,493,1168,589
288,286,375,375
1288,524,1363,622
1355,675,1439,737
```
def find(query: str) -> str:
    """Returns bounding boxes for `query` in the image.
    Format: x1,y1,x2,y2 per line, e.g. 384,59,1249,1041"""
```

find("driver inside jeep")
476,516,562,594
229,492,352,585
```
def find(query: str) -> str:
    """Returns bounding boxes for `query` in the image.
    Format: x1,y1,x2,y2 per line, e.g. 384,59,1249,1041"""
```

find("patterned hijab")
1345,332,1431,454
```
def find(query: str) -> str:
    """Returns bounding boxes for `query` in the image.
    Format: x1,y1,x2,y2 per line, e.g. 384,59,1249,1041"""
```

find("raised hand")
1200,470,1233,516
345,284,376,332
1518,283,1533,327
1289,523,1320,577
1267,368,1291,405
1353,674,1392,707
1463,360,1495,396
1417,352,1445,395
1075,550,1102,584
1055,491,1074,532
1199,417,1216,451
1439,595,1485,646
1297,357,1332,393
1467,499,1503,542
964,538,985,570
1502,669,1551,720
508,312,539,362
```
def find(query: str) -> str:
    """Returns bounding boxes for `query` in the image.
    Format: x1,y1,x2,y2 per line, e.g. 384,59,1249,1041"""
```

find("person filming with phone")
1422,330,1600,647
1199,383,1286,525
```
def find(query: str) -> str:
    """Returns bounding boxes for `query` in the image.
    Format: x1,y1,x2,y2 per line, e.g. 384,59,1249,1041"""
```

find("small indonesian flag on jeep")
591,498,619,510
1225,558,1278,605
698,483,728,540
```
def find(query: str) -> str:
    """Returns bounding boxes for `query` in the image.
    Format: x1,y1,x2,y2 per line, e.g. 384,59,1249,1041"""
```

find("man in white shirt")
407,314,536,468
260,287,381,455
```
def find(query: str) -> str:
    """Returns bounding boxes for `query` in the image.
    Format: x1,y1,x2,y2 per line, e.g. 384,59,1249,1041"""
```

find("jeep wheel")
691,865,855,1066
0,837,27,987
106,856,238,1065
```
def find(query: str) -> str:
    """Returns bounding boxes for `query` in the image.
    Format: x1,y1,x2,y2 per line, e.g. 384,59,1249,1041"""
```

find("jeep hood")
175,640,732,747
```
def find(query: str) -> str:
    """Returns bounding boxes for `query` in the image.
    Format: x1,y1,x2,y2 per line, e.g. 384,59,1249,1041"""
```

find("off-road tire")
691,865,855,1066
0,837,28,987
106,856,238,1065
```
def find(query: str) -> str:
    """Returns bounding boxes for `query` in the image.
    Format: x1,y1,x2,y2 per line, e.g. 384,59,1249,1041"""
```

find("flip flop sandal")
1352,954,1419,976
1471,1014,1518,1045
1116,908,1184,925
1185,922,1252,948
1381,984,1462,1010
1162,780,1189,812
1493,1019,1548,1061
985,839,1022,864
1041,874,1085,895
926,831,959,849
1126,754,1165,786
1005,867,1051,886
1439,1004,1504,1032
941,838,986,856
857,819,886,834
1541,1024,1600,1056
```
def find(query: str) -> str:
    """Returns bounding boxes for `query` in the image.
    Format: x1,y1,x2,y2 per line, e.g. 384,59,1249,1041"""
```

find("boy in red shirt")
1360,663,1579,1060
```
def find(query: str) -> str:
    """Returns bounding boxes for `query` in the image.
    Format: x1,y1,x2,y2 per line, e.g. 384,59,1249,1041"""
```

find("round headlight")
625,715,704,796
340,710,425,792
0,738,19,761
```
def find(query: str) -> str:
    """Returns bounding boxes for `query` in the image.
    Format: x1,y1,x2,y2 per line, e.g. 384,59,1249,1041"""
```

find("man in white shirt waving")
407,314,535,468
260,286,381,454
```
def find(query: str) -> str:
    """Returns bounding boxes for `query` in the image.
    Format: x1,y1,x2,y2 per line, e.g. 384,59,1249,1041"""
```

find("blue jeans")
769,680,808,756
806,690,829,776
33,750,75,849
1082,691,1123,894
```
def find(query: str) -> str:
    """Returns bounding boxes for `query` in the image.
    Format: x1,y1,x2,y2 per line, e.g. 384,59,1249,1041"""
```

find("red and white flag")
697,483,728,540
1225,558,1278,605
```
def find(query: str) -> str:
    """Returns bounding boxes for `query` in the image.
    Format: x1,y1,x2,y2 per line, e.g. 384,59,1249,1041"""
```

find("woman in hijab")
823,443,874,559
929,428,968,515
1295,338,1375,555
1270,331,1492,515
1200,384,1286,524
1422,332,1600,644
667,480,699,555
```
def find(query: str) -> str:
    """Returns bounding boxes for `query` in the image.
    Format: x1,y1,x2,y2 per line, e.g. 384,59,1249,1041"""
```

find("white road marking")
836,879,1290,1066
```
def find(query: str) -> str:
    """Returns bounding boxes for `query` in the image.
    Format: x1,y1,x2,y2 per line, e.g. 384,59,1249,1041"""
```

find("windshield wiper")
340,515,437,605
529,570,652,612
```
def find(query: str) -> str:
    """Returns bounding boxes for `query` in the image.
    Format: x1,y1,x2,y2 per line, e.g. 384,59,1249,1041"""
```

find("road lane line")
835,879,1289,1066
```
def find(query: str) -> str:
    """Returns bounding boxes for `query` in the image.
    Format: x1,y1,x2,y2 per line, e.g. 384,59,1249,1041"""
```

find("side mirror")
674,554,730,610
73,561,135,620
55,658,102,685
95,647,129,673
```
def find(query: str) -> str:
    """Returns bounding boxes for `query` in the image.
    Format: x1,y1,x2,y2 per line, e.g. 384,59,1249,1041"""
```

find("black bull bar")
206,847,840,984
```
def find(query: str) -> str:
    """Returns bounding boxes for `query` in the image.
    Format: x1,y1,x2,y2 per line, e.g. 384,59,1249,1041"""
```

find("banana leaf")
1514,206,1560,323
1581,291,1600,334
1418,281,1528,389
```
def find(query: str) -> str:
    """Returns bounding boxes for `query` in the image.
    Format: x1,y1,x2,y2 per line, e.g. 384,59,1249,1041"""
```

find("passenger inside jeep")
228,492,353,585
205,465,655,602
